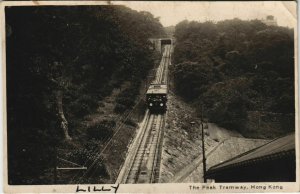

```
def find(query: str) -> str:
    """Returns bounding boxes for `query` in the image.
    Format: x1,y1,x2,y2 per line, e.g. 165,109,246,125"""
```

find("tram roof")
146,84,167,94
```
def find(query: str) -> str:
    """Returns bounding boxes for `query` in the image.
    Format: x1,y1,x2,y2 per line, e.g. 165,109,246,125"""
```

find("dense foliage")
172,19,294,136
6,6,165,184
86,120,116,140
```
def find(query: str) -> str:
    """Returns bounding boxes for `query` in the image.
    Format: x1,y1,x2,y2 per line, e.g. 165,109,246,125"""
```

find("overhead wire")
73,44,171,184
80,47,169,183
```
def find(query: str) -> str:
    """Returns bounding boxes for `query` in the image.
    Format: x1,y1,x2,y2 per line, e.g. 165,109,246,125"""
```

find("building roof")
261,15,278,26
206,133,295,176
146,84,167,94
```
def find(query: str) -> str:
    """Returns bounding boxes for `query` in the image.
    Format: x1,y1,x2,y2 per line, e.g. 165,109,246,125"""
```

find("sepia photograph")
1,1,299,193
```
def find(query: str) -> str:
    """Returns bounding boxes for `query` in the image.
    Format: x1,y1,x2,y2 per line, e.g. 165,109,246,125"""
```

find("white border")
0,1,299,193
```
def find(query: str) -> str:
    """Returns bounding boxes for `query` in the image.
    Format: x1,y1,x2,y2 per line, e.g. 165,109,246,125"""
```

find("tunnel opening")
160,39,172,46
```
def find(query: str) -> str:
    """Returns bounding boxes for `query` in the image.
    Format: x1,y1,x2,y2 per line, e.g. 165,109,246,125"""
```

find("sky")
113,1,296,28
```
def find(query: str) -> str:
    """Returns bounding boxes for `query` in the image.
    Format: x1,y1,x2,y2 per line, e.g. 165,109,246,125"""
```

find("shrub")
86,120,115,140
116,97,135,108
201,79,249,132
98,84,114,97
66,147,109,180
114,103,127,114
70,95,98,117
98,102,105,107
124,119,137,127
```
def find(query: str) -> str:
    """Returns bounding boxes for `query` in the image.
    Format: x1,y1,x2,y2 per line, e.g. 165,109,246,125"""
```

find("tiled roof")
206,133,295,174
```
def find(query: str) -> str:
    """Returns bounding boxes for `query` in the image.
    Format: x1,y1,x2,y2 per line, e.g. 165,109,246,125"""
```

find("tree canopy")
6,5,165,184
172,19,294,137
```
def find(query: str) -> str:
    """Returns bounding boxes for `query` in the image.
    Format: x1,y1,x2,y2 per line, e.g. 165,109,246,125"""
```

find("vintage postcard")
1,1,299,193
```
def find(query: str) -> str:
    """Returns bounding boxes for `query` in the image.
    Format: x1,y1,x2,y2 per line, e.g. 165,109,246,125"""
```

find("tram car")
146,84,167,113
137,166,150,183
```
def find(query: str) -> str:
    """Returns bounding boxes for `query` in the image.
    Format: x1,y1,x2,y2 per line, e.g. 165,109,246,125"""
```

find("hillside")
6,6,165,184
171,19,294,138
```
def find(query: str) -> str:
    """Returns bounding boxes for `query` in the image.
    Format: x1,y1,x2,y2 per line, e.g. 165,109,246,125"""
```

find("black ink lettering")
93,186,102,192
111,184,120,193
102,186,111,192
76,185,86,192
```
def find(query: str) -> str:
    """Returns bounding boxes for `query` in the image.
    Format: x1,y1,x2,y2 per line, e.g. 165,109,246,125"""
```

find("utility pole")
54,147,57,184
54,149,87,184
201,104,207,183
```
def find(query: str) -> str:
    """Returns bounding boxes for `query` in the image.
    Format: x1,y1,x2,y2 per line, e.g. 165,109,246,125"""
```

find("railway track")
116,44,171,184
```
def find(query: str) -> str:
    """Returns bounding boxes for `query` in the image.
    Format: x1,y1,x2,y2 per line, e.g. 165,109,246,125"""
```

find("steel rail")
116,44,171,184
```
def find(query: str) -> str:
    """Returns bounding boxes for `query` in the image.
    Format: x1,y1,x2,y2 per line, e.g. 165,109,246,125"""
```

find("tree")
172,19,294,135
6,5,165,184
